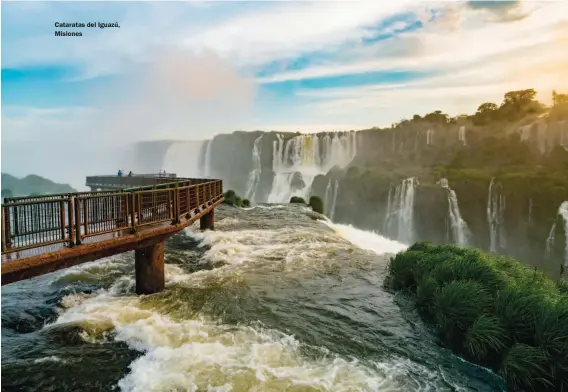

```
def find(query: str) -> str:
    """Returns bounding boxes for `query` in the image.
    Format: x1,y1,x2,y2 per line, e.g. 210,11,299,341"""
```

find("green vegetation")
223,189,245,207
386,243,568,391
242,199,250,208
1,173,76,198
309,196,324,214
289,196,305,204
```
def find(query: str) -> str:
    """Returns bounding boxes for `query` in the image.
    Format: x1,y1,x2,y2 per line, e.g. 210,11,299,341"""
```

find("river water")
1,204,504,391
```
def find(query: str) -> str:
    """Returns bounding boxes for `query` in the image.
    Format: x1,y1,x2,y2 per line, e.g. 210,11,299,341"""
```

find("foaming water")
2,204,504,392
322,220,407,255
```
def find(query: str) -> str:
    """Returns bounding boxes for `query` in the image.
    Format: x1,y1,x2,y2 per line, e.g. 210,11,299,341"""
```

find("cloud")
93,49,257,143
258,2,567,85
2,50,256,144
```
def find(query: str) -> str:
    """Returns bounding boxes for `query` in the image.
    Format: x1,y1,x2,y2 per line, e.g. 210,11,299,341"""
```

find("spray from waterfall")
487,178,506,253
544,201,568,267
164,141,204,177
244,135,262,202
384,178,418,245
268,132,357,203
438,178,471,247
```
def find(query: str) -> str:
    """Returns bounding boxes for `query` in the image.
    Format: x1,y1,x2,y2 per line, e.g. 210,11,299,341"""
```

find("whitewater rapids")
1,204,504,392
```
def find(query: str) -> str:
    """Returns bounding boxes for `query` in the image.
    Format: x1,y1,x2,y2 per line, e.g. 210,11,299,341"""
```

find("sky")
1,0,568,186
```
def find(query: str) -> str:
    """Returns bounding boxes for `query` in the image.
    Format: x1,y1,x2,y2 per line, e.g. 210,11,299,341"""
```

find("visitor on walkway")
117,169,123,177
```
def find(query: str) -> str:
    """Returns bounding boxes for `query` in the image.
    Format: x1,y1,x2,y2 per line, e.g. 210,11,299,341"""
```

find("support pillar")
200,209,214,231
135,241,165,295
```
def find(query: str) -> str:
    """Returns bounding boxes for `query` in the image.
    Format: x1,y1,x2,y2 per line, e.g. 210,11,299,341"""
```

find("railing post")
196,184,201,209
59,200,66,241
186,186,190,217
83,198,89,236
173,185,180,224
4,204,12,250
1,207,6,252
74,197,82,245
68,196,75,247
130,192,136,233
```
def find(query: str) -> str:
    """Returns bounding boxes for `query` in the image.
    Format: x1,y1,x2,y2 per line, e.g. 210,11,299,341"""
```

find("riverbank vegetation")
386,242,568,391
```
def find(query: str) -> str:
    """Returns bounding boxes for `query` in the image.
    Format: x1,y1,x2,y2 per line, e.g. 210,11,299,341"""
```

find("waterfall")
329,180,339,221
458,126,466,146
383,185,393,233
202,140,213,177
325,180,333,215
487,178,506,253
163,141,205,177
384,178,417,245
268,132,357,203
438,178,471,247
545,201,568,266
244,135,263,202
426,129,433,145
520,125,531,142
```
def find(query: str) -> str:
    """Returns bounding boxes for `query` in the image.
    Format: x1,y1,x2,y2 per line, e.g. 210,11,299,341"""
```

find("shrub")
433,280,493,348
289,196,305,204
463,315,508,363
385,243,568,390
223,189,244,207
242,199,251,207
499,344,552,391
309,195,324,214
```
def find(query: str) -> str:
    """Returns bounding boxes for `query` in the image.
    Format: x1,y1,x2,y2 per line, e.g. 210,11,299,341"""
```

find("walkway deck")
1,178,224,285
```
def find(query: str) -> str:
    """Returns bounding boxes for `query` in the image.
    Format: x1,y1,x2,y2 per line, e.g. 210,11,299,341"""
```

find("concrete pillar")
200,210,214,231
135,241,165,295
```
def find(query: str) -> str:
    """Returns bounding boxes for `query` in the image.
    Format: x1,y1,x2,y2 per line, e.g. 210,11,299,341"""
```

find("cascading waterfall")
329,180,339,221
544,201,568,266
487,178,506,253
384,178,417,245
268,132,357,203
383,185,393,233
324,180,333,216
244,135,263,202
438,178,471,247
458,126,466,146
202,139,213,177
426,129,433,145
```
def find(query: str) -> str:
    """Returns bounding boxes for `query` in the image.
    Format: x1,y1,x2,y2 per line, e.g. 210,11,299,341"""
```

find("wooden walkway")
1,178,224,285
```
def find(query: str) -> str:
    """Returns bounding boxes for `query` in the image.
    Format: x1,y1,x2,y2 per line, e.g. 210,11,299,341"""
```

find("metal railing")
1,179,223,254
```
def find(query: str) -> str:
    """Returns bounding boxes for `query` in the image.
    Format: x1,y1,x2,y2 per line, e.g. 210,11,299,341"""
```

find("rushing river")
1,204,505,391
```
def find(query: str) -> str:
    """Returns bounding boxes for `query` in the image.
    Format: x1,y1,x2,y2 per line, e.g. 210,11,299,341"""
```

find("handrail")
1,179,223,254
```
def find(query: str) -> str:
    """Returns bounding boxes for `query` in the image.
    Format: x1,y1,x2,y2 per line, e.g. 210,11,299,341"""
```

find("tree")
499,88,543,119
424,110,449,124
553,90,568,106
412,114,422,121
476,102,498,115
503,89,537,106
